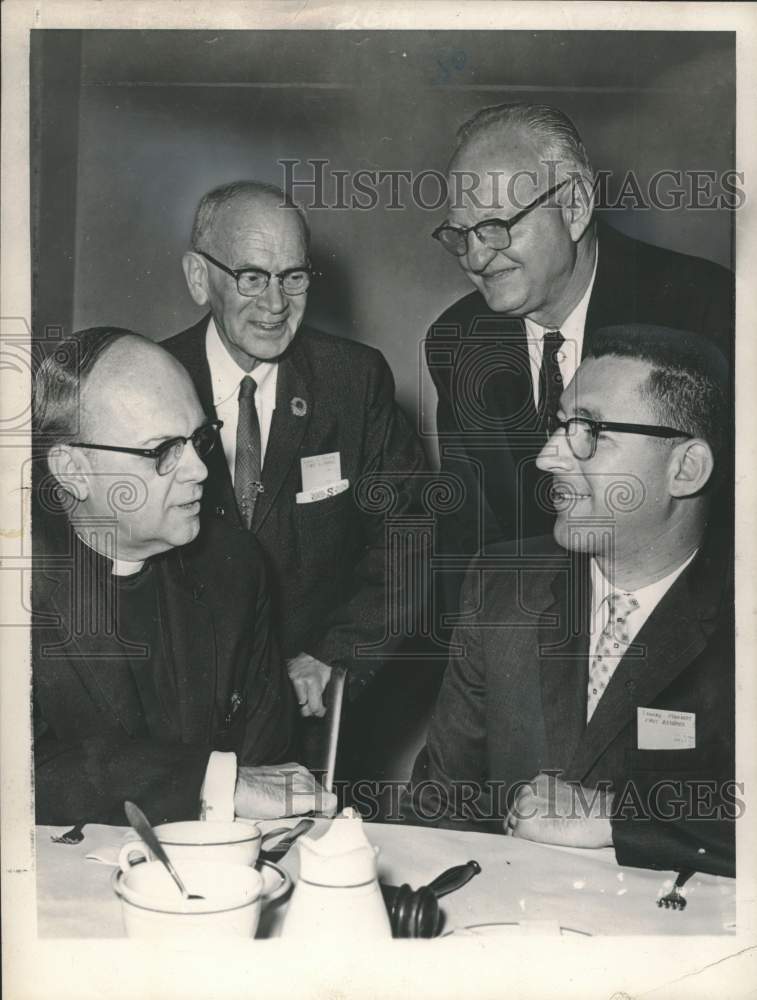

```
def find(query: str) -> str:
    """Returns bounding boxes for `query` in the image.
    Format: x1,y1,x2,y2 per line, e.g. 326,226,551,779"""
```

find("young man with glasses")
408,326,735,877
164,181,428,725
32,328,335,825
426,102,733,626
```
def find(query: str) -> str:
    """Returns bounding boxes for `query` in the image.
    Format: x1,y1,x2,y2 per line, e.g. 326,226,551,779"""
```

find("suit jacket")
163,318,429,695
426,223,734,610
409,532,735,876
32,512,296,825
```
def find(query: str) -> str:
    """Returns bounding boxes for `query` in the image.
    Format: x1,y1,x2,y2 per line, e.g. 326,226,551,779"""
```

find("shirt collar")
205,317,277,407
73,529,145,577
590,547,699,624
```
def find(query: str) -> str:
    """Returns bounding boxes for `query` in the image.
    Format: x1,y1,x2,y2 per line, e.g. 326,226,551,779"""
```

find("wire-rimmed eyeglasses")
69,420,223,476
432,179,570,257
548,415,689,461
199,250,312,297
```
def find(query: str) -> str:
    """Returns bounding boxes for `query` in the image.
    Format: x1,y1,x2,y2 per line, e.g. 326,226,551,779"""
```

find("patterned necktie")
538,329,565,428
587,591,639,721
234,375,261,530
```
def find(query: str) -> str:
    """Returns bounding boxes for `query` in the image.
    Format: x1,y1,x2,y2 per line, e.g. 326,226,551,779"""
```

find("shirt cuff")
199,751,237,821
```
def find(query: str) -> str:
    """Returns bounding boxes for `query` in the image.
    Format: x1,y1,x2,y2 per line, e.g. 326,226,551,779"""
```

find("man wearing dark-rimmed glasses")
32,327,336,825
409,325,735,877
425,101,733,628
164,181,427,733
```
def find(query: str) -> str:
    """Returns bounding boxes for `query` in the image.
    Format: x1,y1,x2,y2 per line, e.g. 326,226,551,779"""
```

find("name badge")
637,707,695,750
301,452,341,491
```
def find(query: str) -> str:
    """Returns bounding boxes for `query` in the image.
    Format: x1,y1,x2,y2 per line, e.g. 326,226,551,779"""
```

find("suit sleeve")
237,555,297,766
428,341,493,624
305,353,429,694
610,749,736,878
402,573,497,830
33,692,211,826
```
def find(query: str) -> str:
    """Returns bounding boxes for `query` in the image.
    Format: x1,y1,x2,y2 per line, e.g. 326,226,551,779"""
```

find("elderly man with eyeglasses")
163,181,428,727
407,325,735,877
426,102,733,626
32,328,336,825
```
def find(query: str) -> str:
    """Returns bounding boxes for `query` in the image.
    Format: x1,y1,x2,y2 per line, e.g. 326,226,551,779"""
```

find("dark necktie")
538,329,565,428
234,375,262,529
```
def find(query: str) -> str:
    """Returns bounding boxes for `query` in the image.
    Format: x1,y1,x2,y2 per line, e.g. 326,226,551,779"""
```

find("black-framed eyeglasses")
198,251,312,297
432,179,570,257
547,416,689,461
69,420,223,476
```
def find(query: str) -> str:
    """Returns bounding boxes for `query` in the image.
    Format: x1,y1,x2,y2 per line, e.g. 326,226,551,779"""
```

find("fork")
50,821,86,845
656,869,694,910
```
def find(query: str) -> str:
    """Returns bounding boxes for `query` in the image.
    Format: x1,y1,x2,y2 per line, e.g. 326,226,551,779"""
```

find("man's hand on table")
287,652,332,717
506,772,614,849
234,763,337,819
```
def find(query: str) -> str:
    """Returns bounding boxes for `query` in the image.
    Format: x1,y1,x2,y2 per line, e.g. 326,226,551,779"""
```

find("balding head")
37,328,211,561
183,181,311,370
440,103,597,326
190,181,309,256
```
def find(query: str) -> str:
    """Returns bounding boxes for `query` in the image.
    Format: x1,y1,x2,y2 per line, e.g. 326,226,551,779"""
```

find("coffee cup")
118,819,262,869
113,859,263,938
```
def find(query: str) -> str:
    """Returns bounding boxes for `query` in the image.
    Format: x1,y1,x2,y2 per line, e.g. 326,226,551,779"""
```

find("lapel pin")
290,396,308,417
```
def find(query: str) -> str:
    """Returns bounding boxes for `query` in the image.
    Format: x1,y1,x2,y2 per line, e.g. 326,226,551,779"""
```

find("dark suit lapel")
252,342,312,532
570,554,717,783
464,314,546,539
155,548,217,743
173,318,240,526
539,555,591,773
584,222,637,344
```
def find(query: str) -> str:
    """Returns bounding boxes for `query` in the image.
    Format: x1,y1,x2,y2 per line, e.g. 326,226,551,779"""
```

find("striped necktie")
538,329,565,428
234,375,262,529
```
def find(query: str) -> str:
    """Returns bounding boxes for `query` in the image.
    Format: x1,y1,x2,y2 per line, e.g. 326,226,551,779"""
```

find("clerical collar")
73,530,146,576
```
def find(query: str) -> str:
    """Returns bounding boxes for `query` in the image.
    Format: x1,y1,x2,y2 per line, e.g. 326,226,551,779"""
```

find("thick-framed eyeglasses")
548,416,689,461
198,250,312,297
432,178,570,257
69,420,224,476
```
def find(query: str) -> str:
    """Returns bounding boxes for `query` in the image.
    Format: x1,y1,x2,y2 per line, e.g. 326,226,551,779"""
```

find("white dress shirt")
524,245,599,409
588,549,699,661
205,318,278,480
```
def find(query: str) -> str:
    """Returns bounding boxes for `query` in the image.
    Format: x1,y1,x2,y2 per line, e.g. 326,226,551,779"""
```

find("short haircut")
454,102,593,181
585,324,729,459
190,180,310,252
33,327,135,444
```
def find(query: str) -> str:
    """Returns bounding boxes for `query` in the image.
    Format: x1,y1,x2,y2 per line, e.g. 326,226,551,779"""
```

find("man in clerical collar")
408,325,735,876
32,327,335,825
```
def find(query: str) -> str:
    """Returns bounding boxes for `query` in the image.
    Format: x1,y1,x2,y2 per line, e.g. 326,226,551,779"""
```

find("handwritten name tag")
301,452,341,491
637,707,695,750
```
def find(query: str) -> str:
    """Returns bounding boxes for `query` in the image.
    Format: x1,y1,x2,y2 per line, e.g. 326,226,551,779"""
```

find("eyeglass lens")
237,270,310,296
156,424,219,475
437,220,511,256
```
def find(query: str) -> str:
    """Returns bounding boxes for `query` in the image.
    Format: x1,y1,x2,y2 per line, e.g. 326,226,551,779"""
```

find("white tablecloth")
35,820,735,938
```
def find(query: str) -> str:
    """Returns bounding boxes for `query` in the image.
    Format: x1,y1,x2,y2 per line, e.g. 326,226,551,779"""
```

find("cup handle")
118,841,150,872
260,865,292,904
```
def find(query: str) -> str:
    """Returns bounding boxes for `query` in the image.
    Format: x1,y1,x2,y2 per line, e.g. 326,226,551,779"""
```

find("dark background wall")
34,29,735,444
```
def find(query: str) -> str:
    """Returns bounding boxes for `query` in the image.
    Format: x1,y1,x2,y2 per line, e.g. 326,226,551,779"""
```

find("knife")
257,818,315,866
